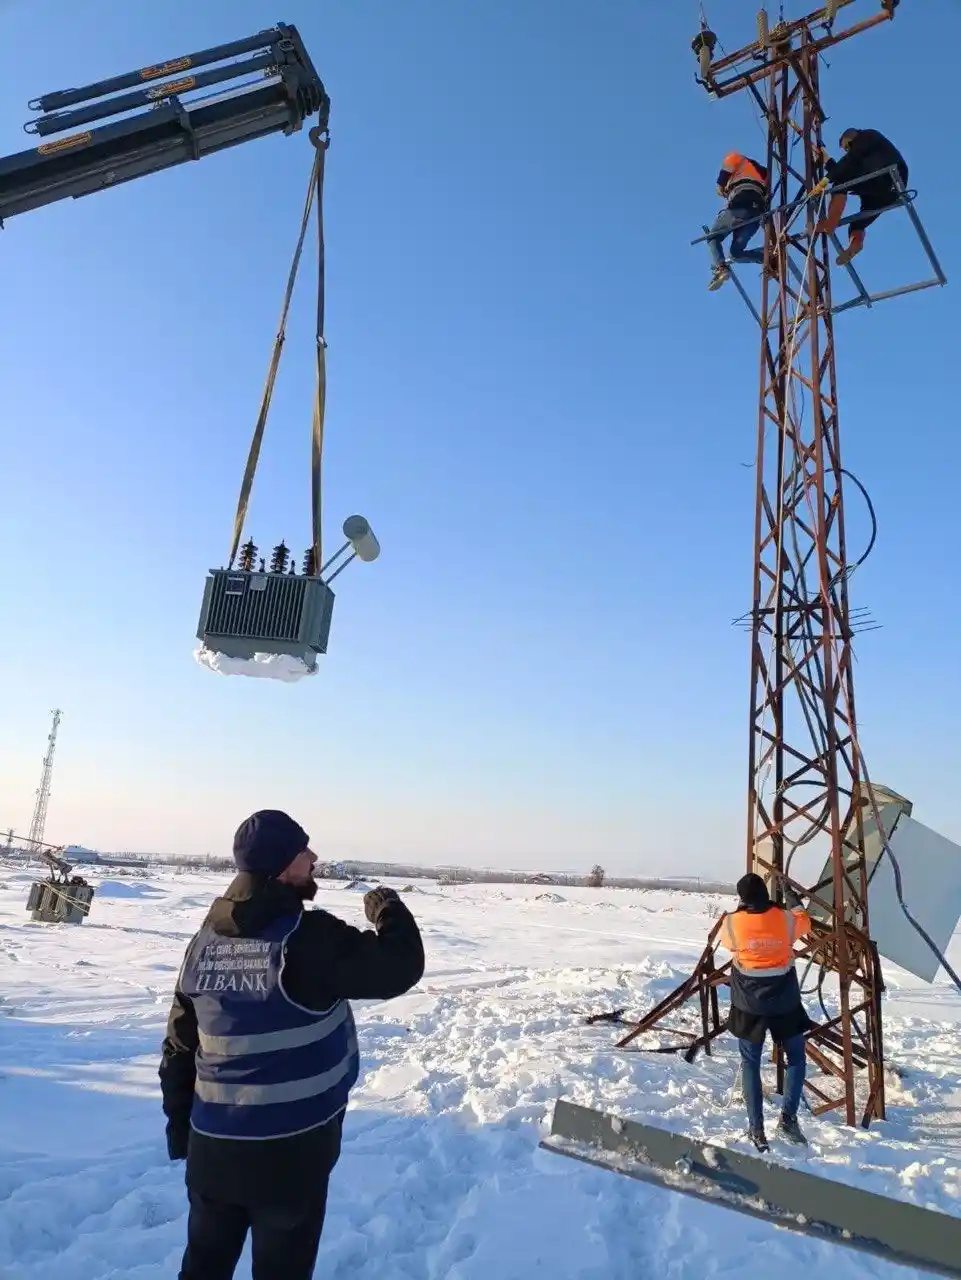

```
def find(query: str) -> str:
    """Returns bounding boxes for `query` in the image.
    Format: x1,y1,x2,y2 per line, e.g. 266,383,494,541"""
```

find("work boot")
813,192,847,237
708,264,730,292
748,1126,769,1153
836,228,866,267
776,1113,808,1146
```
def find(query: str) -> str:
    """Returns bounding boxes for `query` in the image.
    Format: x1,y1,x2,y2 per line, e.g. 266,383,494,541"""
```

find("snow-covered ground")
1,865,960,1278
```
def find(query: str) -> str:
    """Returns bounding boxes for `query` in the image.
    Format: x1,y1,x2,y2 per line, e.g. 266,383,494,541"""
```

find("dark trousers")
738,1033,806,1132
178,1185,330,1280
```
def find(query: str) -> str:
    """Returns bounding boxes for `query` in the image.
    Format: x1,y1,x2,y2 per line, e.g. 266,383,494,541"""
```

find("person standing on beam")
706,150,770,291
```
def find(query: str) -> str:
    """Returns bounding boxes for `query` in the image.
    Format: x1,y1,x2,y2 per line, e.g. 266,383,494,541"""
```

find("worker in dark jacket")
715,872,815,1152
706,150,770,292
159,809,426,1280
814,127,909,266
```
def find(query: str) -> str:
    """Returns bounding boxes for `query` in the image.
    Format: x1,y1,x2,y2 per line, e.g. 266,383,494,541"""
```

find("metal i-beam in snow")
542,1101,961,1279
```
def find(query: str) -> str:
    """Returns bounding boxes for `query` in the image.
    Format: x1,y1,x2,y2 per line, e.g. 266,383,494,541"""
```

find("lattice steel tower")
601,1,946,1129
27,709,63,851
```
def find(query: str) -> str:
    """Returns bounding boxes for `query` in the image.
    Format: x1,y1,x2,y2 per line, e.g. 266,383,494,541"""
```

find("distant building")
63,845,101,864
317,861,348,879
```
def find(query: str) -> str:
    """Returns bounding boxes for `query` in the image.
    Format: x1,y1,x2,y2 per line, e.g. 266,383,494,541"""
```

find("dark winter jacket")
827,129,907,193
159,874,425,1206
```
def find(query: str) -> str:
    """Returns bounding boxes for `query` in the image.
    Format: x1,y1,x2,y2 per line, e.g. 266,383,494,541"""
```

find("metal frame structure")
0,23,327,224
603,2,945,1129
27,709,62,853
693,163,946,325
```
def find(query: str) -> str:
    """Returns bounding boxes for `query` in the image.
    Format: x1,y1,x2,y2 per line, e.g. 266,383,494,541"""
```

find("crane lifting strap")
227,125,329,574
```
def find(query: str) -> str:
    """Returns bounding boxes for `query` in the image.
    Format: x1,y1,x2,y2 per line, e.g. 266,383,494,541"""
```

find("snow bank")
92,880,164,899
1,869,960,1278
194,646,317,682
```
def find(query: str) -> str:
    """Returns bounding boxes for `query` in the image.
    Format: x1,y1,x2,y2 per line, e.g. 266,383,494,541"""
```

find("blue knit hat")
233,810,309,878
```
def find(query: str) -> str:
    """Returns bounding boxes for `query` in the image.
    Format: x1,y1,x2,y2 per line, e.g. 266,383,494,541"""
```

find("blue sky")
1,0,958,875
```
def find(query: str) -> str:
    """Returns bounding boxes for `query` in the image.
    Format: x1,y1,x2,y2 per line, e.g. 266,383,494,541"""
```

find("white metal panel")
868,816,961,983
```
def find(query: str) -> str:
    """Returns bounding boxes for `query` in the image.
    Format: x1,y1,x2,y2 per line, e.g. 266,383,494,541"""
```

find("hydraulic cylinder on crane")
0,24,327,224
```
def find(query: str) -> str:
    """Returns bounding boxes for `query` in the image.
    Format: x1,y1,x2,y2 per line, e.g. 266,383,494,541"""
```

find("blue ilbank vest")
180,912,360,1140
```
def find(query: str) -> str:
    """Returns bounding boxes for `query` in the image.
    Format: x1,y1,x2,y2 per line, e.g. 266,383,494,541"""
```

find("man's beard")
296,876,318,901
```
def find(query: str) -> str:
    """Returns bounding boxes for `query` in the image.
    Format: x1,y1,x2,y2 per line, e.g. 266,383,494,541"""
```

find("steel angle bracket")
830,180,947,317
699,224,763,328
541,1101,961,1279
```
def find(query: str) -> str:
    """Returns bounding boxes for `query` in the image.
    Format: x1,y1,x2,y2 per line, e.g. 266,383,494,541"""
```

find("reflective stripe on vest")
180,911,360,1140
723,152,767,204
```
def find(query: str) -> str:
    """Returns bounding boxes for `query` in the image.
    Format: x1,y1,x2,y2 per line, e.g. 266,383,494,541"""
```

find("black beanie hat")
233,810,309,878
736,872,771,909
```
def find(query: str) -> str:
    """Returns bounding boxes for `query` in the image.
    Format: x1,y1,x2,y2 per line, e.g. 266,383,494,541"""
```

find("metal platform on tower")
692,164,946,327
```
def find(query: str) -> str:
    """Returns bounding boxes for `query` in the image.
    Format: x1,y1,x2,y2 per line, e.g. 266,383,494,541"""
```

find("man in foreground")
815,127,909,266
160,809,425,1280
716,872,814,1152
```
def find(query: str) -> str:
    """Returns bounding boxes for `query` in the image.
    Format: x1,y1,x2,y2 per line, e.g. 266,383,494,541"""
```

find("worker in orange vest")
716,873,815,1151
706,151,770,292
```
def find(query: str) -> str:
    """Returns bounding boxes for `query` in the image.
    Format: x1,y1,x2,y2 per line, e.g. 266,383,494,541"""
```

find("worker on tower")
715,872,815,1152
706,150,770,291
159,810,425,1280
814,128,909,266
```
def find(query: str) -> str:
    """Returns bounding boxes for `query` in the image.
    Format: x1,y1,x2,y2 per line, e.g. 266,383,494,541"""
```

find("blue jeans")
708,206,765,268
738,1034,806,1131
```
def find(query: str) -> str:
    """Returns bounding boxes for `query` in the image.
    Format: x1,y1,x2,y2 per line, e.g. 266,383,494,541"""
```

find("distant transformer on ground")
195,515,380,681
26,846,95,924
27,878,94,924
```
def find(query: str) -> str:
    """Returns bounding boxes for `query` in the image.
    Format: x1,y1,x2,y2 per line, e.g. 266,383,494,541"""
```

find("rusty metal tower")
27,709,63,853
598,1,948,1128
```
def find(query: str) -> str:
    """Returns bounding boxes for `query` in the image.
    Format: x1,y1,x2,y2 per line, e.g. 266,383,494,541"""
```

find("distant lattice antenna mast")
27,709,62,851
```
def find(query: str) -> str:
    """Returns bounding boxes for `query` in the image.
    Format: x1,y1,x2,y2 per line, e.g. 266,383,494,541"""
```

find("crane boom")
0,23,327,224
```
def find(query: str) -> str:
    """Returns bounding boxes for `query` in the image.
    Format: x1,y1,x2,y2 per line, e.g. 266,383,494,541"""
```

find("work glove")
364,886,400,925
166,1123,189,1162
810,177,830,198
783,884,805,911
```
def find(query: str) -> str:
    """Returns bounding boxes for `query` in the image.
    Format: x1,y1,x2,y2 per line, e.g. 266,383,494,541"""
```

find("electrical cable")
848,730,961,994
752,195,828,860
780,365,961,998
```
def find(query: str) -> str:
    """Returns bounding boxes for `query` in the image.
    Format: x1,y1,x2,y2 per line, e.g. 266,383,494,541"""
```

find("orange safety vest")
721,151,767,204
717,905,811,976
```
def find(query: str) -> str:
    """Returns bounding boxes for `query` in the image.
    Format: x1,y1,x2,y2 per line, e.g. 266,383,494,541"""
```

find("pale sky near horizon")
2,1,959,877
